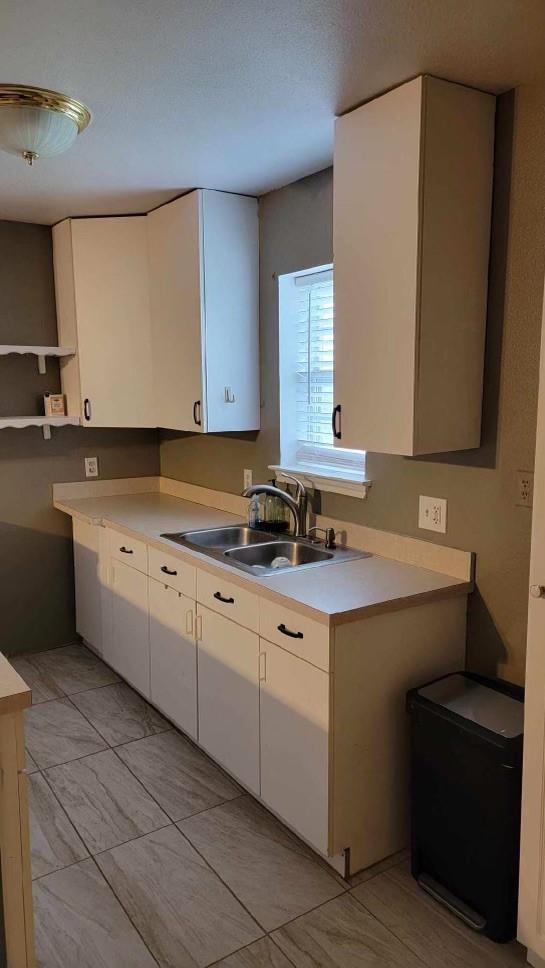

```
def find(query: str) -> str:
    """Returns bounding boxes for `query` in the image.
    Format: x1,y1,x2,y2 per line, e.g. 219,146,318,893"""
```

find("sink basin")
161,525,370,577
225,541,333,570
163,525,280,551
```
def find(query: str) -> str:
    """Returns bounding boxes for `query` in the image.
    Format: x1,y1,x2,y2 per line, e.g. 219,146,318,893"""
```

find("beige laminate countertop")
55,491,472,626
0,654,31,715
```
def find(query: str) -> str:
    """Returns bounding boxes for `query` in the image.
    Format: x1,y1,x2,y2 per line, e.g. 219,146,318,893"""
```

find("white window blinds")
294,268,334,457
285,267,365,479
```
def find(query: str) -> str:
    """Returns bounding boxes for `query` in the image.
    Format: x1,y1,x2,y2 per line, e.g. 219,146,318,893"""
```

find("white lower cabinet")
197,604,260,795
259,639,330,854
149,578,197,740
108,559,150,696
73,518,104,653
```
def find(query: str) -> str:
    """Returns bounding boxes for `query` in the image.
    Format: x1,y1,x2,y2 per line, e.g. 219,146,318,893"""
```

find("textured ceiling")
1,0,545,224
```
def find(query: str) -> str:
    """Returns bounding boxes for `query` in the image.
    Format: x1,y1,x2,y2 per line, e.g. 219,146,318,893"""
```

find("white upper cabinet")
333,75,495,456
147,189,260,433
52,217,155,428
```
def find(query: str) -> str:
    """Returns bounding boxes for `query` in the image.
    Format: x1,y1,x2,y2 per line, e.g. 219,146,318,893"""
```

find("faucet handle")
279,473,305,499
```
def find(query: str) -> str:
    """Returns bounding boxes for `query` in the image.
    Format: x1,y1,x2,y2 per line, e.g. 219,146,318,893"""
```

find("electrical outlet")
243,468,253,490
418,495,447,533
516,470,534,508
85,457,99,478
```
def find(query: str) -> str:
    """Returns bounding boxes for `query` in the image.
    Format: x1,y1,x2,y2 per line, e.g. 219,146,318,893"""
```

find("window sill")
269,464,372,500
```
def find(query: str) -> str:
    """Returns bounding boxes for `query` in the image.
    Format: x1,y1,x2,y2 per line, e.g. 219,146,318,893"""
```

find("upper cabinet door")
333,75,495,456
53,217,155,428
147,189,260,434
147,192,206,433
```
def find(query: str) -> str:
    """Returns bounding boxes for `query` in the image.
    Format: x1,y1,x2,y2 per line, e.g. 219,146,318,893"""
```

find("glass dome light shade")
0,105,79,158
0,85,91,162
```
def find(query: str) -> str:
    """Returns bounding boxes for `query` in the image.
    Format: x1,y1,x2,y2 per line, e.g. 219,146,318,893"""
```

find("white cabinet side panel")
416,77,495,453
201,190,260,432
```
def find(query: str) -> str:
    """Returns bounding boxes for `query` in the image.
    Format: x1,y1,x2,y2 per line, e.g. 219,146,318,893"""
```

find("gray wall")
0,221,159,656
161,84,545,685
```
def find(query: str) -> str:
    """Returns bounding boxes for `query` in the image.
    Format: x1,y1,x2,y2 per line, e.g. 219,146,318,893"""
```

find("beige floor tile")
179,795,344,931
25,698,107,769
45,748,169,853
11,654,65,704
116,729,241,821
33,858,157,968
28,773,88,878
348,848,409,887
96,825,263,967
272,893,425,966
214,937,293,966
30,644,119,695
71,681,169,745
353,863,526,968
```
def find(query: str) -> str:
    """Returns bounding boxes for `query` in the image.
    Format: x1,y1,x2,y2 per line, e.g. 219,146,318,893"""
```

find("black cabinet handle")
119,546,134,554
83,398,92,422
193,400,202,426
161,565,178,576
214,591,235,604
278,623,304,639
332,404,342,440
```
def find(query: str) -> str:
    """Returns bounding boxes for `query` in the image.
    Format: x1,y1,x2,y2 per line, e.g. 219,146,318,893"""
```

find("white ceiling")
1,0,545,224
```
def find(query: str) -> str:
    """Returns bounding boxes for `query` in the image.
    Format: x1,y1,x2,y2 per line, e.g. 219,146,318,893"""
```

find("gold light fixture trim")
0,84,91,164
0,84,91,130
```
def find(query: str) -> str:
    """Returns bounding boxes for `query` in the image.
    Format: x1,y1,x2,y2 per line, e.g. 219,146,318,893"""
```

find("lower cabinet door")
197,605,260,794
260,639,330,854
108,559,150,696
149,578,197,739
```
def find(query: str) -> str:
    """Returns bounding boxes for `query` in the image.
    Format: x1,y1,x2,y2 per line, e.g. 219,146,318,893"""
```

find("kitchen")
1,3,545,967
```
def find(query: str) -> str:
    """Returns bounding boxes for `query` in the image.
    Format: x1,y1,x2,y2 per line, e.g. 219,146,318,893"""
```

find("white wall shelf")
0,415,80,439
0,344,75,374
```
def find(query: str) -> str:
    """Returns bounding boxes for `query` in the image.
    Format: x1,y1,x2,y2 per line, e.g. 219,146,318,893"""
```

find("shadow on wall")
0,520,75,656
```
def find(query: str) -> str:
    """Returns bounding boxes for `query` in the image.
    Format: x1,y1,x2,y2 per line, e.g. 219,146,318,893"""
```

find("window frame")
276,264,369,499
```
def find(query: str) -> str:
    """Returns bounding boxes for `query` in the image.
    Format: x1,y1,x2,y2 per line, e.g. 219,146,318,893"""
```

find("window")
275,264,367,496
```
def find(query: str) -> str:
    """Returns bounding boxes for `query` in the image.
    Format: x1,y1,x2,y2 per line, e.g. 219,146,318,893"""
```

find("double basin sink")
161,525,369,577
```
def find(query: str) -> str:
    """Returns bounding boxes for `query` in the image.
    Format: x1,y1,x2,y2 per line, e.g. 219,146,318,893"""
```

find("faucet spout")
242,477,309,537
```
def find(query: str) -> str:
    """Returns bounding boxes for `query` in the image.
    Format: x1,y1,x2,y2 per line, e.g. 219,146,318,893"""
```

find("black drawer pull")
278,623,303,639
119,546,134,555
161,565,178,576
214,591,235,604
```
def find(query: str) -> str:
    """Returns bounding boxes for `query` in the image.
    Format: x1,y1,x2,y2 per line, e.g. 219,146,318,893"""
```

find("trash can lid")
417,674,524,738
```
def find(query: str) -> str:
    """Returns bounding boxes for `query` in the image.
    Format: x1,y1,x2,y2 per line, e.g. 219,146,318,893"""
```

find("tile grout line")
86,854,162,968
30,769,90,876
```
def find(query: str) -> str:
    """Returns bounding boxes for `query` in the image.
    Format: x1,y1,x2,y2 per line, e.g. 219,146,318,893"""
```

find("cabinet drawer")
259,599,330,671
197,569,258,631
108,528,148,574
148,545,196,598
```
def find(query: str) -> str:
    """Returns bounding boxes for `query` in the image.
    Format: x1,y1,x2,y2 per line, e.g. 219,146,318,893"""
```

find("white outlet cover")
243,468,253,489
418,495,447,533
85,457,99,478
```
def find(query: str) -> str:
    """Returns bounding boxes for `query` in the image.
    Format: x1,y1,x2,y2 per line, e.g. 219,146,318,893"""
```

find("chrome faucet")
242,474,309,538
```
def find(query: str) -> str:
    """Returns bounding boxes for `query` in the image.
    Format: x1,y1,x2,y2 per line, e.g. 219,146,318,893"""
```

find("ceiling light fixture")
0,84,91,165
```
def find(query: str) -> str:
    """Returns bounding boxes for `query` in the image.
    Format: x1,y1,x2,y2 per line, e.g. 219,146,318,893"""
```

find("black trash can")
407,672,524,943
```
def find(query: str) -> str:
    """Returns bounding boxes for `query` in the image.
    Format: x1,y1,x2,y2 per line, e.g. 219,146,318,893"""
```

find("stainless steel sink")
163,525,281,551
161,525,370,577
225,541,333,570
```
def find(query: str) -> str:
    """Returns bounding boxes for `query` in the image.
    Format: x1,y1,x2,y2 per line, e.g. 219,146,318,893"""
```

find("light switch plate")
85,457,99,478
418,495,447,533
243,468,253,489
